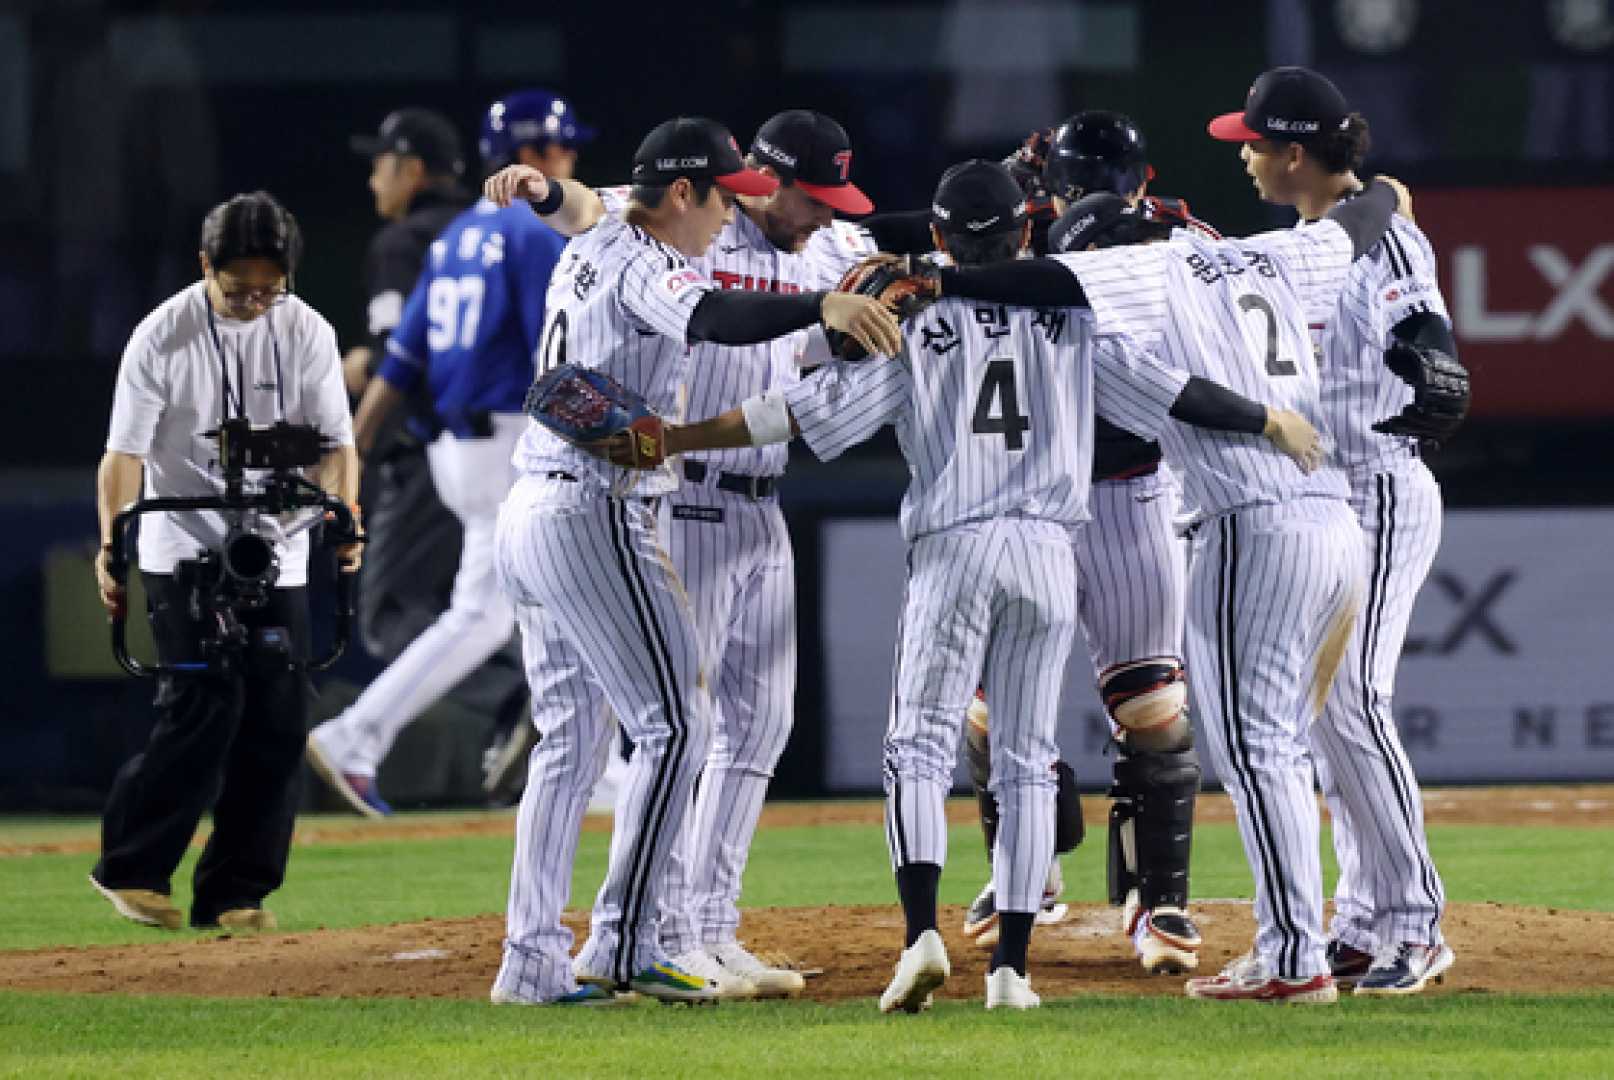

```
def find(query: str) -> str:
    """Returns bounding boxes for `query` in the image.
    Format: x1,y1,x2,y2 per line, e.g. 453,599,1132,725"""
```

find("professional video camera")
104,418,363,677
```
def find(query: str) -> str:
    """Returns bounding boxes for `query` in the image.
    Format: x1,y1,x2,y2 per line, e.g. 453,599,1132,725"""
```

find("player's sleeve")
510,214,567,353
1375,221,1452,335
365,227,424,349
1090,332,1189,441
801,220,880,290
597,186,631,219
375,272,430,393
617,225,715,341
1254,222,1354,322
299,312,356,447
782,353,911,460
1050,246,1170,348
105,328,166,456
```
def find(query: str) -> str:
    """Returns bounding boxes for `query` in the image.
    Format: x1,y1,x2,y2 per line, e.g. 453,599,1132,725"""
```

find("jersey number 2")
426,275,486,351
972,359,1030,450
1237,293,1298,377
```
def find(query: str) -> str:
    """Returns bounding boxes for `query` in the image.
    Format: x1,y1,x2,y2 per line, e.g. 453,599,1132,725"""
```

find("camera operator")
90,191,359,932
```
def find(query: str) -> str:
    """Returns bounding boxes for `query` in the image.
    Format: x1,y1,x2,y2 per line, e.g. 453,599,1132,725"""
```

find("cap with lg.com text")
631,117,777,195
1207,66,1351,143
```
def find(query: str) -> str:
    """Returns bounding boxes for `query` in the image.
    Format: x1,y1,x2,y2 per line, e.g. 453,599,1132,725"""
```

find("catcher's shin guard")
1106,744,1200,911
1053,760,1083,853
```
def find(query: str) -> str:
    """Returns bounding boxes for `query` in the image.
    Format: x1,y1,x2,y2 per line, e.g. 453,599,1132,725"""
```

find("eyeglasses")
215,277,288,309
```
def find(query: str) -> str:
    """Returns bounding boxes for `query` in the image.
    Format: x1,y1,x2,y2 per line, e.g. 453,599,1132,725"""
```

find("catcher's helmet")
1042,110,1154,202
479,89,596,171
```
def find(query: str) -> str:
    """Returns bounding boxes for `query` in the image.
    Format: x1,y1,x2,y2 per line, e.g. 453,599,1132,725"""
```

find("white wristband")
740,393,795,446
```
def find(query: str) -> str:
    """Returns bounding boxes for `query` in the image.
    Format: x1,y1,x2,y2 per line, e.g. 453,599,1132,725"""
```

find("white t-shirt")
105,282,354,586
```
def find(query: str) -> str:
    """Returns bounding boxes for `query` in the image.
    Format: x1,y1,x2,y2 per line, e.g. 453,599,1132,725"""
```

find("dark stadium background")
2,0,1609,807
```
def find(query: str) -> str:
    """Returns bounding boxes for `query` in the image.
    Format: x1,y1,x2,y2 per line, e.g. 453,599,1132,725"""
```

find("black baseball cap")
749,110,874,215
1049,193,1190,253
631,117,777,196
930,160,1026,236
350,108,465,177
1209,66,1350,143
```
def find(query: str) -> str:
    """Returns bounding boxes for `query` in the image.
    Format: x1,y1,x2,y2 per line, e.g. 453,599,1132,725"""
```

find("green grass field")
3,810,1612,1078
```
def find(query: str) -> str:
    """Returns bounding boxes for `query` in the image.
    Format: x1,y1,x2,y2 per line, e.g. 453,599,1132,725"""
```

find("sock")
895,862,942,947
991,911,1034,976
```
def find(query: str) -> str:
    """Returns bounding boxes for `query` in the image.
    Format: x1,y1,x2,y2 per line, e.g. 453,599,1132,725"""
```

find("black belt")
683,460,777,499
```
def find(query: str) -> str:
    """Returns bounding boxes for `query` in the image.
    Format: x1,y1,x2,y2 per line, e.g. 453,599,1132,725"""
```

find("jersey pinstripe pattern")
492,207,721,1003
656,215,871,958
512,211,713,498
1308,213,1451,957
1075,470,1187,673
1059,224,1369,979
786,301,1182,919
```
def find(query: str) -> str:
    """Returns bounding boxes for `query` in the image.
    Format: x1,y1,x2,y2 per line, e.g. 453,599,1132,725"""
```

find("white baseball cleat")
984,967,1041,1010
879,929,950,1014
709,940,805,998
671,947,758,1000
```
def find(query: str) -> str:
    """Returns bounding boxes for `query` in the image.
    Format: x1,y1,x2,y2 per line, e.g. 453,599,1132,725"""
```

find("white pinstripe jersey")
783,297,1186,542
1307,214,1451,475
511,207,713,497
1053,221,1357,516
683,215,876,476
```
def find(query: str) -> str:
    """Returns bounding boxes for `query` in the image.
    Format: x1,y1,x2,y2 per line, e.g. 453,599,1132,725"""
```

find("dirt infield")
4,900,1612,1001
3,785,1612,1002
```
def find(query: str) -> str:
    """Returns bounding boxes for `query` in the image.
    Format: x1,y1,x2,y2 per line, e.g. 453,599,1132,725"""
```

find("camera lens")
223,530,278,586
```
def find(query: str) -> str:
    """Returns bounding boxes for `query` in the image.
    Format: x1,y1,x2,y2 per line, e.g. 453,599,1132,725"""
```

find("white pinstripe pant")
491,475,711,1002
657,484,797,955
885,518,1077,916
1186,498,1364,979
1312,459,1446,952
1076,470,1187,674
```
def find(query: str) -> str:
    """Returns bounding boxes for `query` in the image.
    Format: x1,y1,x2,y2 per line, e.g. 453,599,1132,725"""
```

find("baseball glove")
1001,128,1059,253
523,363,668,469
1372,339,1470,444
824,255,941,361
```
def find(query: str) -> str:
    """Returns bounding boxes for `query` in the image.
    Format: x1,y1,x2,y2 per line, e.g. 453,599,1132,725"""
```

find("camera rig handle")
106,478,362,677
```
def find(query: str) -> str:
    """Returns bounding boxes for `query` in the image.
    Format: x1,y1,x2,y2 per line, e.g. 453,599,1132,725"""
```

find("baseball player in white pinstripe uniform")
656,110,879,998
477,117,899,1007
1211,66,1466,996
607,161,1326,1011
935,173,1407,1003
963,113,1218,977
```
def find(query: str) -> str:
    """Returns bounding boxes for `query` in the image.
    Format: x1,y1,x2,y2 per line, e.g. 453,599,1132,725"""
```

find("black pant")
94,575,311,926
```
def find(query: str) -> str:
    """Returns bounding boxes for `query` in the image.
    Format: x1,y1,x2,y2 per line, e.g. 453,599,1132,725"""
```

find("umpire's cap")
1042,110,1154,202
480,89,597,170
930,160,1026,236
351,108,465,178
1048,193,1190,254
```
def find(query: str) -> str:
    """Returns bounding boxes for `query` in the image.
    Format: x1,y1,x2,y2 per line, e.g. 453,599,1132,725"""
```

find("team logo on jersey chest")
710,270,803,294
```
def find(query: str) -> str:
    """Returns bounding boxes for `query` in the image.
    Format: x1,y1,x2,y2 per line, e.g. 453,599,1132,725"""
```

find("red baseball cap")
1209,66,1351,143
750,110,874,215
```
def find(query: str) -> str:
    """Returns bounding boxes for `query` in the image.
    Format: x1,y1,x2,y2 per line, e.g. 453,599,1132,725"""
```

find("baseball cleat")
1353,943,1455,996
879,929,950,1014
490,984,626,1007
1127,904,1201,974
671,947,758,1000
88,875,183,930
1185,953,1338,1003
628,960,721,1005
962,882,999,945
1325,939,1375,986
709,940,806,998
306,731,392,818
985,967,1041,1010
202,907,278,932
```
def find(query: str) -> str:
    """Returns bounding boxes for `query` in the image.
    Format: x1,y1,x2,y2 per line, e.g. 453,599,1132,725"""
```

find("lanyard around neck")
205,292,286,421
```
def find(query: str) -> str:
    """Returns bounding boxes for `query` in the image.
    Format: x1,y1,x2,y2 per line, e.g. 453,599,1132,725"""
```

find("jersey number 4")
971,358,1031,450
426,275,486,351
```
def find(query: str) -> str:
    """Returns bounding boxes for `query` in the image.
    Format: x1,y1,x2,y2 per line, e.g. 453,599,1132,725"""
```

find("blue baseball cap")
480,89,597,169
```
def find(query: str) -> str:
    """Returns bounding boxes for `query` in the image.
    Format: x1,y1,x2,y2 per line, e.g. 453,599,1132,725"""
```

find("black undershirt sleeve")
686,289,826,346
1390,309,1459,357
859,210,935,255
1169,376,1267,434
1324,180,1397,260
938,259,1089,307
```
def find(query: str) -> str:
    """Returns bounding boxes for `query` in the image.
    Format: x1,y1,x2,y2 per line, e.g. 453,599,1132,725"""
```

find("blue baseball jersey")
380,198,566,437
